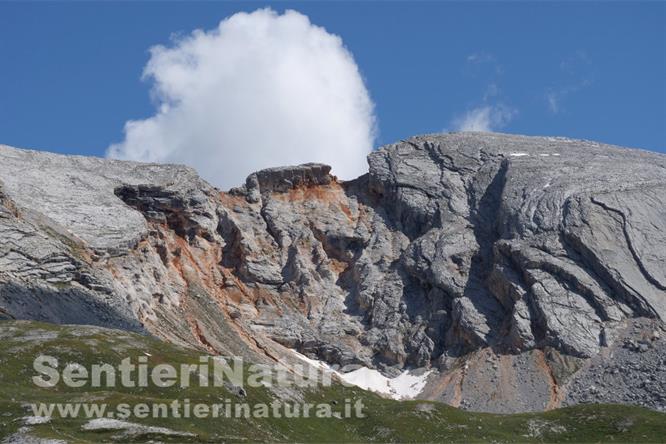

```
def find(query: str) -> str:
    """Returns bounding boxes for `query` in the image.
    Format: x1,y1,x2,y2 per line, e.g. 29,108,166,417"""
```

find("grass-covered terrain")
0,320,664,443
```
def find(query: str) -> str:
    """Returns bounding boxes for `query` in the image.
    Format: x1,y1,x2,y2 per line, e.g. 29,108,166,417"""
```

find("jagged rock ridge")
0,133,665,413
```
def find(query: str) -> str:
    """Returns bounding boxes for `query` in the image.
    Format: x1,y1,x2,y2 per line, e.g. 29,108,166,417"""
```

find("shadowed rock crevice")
458,158,510,349
114,184,213,243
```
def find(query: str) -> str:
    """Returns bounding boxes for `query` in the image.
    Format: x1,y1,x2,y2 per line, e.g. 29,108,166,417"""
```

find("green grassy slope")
0,320,664,443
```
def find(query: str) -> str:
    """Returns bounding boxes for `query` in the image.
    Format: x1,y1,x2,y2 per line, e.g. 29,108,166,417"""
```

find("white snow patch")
340,367,431,400
82,419,131,431
290,350,431,400
23,415,51,425
509,152,529,157
82,418,195,437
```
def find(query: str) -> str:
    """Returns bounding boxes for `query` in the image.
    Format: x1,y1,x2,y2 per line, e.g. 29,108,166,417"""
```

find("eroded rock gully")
1,133,665,412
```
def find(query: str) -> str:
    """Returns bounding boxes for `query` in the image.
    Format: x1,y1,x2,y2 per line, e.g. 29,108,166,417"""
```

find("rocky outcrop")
250,163,332,192
0,133,665,413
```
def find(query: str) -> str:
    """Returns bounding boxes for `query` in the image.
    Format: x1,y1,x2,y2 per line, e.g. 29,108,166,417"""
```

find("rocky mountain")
1,132,665,413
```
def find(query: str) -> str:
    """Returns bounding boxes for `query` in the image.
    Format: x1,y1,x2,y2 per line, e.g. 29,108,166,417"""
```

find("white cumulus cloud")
107,8,376,189
450,104,516,132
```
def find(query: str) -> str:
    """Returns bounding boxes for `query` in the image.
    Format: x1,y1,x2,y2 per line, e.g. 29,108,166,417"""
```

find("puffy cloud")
107,8,376,189
450,104,516,132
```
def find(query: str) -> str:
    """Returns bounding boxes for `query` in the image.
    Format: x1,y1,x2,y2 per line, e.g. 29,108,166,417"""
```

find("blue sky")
1,1,664,173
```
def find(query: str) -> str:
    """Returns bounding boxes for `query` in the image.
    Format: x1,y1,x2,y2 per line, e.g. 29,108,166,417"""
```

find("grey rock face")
0,133,665,412
0,144,216,253
367,134,665,360
249,163,332,194
564,318,666,412
234,163,332,203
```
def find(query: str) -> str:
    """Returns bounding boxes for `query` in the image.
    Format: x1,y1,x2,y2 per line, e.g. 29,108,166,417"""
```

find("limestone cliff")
1,132,665,413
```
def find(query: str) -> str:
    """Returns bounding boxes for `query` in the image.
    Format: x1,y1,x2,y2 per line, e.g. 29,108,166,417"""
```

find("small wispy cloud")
450,53,515,132
483,82,500,101
465,52,503,75
560,50,590,74
466,52,496,64
546,50,594,114
450,104,517,132
546,91,561,114
546,78,593,114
